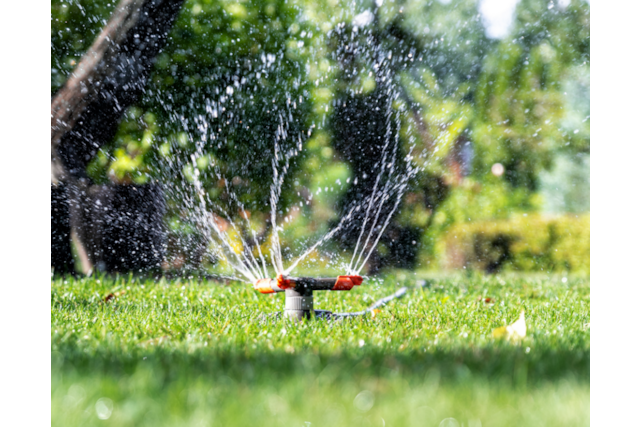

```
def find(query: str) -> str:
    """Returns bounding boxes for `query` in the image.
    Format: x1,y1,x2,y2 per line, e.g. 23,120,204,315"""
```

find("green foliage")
53,0,316,211
51,0,590,272
361,0,588,271
438,214,590,273
401,0,493,97
539,153,590,214
51,1,113,93
87,108,159,185
514,0,590,66
146,0,316,220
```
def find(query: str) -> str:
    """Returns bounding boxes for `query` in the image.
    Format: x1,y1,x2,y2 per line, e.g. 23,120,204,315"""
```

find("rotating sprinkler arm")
253,274,364,320
253,274,363,294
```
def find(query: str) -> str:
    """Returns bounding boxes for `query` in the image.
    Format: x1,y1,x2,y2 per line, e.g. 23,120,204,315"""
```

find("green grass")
51,272,589,427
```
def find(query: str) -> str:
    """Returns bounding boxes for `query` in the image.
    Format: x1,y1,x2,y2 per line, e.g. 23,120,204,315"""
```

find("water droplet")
95,398,113,420
353,390,374,412
439,418,460,427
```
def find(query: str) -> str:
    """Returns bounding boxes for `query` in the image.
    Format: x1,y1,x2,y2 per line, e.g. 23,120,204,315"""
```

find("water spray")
254,274,364,319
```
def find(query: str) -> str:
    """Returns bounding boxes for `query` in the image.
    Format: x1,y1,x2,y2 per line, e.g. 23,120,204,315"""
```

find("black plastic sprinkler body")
253,274,363,320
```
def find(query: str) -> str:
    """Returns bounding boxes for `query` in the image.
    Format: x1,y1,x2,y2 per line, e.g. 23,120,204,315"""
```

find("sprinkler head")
253,274,363,320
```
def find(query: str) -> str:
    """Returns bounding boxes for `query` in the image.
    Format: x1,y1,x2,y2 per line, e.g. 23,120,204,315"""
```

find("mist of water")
160,4,426,282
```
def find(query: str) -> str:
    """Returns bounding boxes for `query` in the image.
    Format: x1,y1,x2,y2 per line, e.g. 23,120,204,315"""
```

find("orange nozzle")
276,274,292,290
254,278,275,294
348,275,363,286
332,275,363,291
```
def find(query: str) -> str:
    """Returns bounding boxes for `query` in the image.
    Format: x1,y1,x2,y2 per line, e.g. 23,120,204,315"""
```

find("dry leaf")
492,310,526,340
371,309,382,318
103,290,126,303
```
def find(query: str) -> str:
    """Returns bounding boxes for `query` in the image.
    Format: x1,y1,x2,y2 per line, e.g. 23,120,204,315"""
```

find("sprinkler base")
284,288,317,320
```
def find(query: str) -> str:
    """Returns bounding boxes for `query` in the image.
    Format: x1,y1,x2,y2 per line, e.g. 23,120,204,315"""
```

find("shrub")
437,214,589,273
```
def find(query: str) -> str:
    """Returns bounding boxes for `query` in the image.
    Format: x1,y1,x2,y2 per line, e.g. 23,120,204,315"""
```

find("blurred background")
51,0,590,277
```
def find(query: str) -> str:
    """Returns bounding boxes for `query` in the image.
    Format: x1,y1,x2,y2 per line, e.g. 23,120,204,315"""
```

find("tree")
51,0,590,275
468,0,590,207
322,0,493,272
51,0,185,273
52,0,318,272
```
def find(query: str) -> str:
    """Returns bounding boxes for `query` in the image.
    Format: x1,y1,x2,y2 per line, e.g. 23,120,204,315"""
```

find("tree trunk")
52,0,184,182
51,0,144,184
51,0,184,274
51,184,75,275
70,184,166,273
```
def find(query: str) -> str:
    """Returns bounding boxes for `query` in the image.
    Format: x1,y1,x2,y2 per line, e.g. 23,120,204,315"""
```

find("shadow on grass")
52,341,589,388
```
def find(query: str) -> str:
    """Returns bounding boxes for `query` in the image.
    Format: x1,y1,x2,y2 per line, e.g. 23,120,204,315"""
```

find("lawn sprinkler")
253,274,364,320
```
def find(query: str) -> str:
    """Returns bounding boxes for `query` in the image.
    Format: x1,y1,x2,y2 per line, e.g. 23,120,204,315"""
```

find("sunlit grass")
51,272,589,426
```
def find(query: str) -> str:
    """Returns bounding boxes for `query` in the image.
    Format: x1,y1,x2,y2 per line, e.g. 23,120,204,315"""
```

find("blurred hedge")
438,214,589,274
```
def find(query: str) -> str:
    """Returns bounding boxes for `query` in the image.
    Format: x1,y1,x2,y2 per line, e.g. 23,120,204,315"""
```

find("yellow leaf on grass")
492,326,507,338
492,311,526,340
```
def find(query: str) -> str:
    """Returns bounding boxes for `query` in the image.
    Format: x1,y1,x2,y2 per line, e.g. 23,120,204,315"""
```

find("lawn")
51,272,590,427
